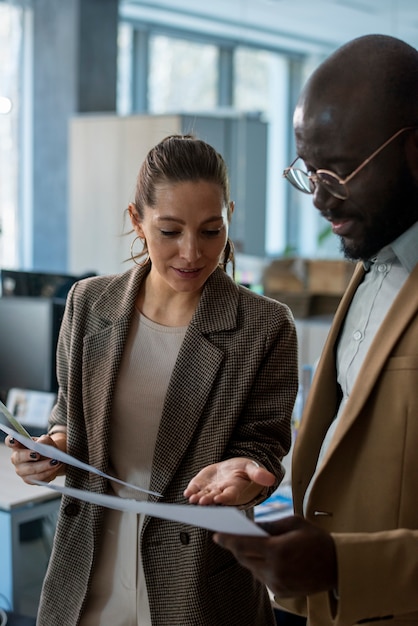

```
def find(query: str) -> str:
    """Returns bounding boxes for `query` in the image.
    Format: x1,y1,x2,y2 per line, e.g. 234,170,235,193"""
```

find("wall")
29,0,118,272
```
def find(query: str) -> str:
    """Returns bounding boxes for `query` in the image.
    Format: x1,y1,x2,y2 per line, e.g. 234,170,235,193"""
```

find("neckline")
134,307,189,332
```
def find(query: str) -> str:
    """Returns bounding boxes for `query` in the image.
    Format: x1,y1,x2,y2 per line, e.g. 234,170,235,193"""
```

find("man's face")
293,94,418,260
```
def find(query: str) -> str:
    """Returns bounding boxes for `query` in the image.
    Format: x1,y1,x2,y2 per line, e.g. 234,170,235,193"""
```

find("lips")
329,218,356,237
321,209,359,238
173,267,202,278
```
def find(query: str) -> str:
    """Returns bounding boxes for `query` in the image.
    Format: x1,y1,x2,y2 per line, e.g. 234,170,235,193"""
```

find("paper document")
0,423,161,497
32,480,267,536
0,422,267,536
0,398,31,438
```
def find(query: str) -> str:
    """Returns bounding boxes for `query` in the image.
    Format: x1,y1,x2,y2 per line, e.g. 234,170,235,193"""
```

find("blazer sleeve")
275,529,418,624
331,528,418,624
223,301,299,490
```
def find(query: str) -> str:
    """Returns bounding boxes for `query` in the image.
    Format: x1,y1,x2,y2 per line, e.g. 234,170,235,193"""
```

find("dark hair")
131,134,234,272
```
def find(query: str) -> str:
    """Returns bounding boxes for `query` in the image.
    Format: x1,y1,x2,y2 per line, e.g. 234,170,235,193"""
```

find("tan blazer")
278,262,418,626
37,265,298,626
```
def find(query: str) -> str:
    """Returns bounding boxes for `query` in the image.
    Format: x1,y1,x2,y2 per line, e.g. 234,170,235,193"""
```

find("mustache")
320,209,343,221
319,208,360,221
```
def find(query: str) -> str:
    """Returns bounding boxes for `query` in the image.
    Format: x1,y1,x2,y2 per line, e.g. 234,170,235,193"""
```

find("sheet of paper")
31,479,268,536
0,398,31,438
0,422,267,536
0,423,161,498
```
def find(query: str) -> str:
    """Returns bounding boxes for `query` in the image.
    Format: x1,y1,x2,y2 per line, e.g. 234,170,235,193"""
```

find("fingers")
183,458,277,506
5,435,26,449
184,481,223,505
213,532,269,563
259,514,306,536
183,463,218,503
214,516,338,598
245,460,276,488
213,516,304,559
184,472,247,506
11,455,62,484
7,433,63,484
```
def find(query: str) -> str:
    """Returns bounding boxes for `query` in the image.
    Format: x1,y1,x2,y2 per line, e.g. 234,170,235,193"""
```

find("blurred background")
2,3,418,621
2,0,418,280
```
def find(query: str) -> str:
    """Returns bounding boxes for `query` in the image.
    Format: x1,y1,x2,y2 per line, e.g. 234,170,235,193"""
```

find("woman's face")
130,180,231,297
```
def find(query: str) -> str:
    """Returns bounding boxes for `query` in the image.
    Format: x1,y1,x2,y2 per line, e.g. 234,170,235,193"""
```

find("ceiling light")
0,97,13,114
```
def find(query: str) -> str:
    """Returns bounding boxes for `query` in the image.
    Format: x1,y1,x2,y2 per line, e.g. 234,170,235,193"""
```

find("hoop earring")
226,238,235,264
221,238,235,277
130,236,150,267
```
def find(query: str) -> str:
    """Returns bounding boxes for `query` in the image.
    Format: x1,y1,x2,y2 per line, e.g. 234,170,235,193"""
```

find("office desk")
0,444,63,614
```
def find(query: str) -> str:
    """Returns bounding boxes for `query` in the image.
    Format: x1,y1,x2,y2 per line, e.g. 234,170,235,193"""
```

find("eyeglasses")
283,126,417,200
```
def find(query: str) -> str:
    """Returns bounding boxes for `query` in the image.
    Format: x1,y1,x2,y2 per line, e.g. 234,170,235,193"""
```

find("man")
214,34,418,626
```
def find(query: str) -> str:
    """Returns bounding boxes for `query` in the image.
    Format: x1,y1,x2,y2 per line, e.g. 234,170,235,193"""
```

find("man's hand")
214,515,337,597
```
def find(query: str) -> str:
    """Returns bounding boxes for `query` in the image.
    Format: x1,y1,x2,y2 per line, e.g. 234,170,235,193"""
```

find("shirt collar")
390,220,418,272
363,220,418,273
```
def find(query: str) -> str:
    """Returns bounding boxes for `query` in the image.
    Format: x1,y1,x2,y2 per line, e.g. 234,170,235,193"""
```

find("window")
117,21,133,116
0,2,24,269
234,47,272,114
149,35,218,113
117,14,337,260
234,46,290,255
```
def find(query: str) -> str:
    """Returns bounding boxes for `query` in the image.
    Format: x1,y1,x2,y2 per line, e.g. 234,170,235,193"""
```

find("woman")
7,135,298,625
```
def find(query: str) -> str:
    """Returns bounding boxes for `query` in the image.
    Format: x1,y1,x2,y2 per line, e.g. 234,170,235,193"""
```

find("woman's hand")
5,432,67,484
184,457,276,506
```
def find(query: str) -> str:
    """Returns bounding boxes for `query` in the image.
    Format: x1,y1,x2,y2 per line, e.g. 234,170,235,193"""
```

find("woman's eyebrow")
156,215,224,224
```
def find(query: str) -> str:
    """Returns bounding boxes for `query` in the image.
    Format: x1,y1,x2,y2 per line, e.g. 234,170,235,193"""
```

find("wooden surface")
0,443,64,510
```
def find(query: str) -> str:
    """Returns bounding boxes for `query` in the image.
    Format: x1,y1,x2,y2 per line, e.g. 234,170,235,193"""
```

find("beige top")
79,310,187,626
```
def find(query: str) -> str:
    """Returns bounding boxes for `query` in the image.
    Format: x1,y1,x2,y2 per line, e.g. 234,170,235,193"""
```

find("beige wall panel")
69,115,180,275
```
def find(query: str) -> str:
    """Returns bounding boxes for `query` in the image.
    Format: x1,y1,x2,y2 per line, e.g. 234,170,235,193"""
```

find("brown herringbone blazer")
37,265,298,625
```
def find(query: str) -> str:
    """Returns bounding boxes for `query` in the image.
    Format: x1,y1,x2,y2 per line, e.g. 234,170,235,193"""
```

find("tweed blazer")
278,262,418,626
37,265,298,626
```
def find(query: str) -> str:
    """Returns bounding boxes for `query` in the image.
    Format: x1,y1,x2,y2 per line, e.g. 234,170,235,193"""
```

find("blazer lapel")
294,264,364,466
325,262,418,455
82,266,149,476
293,262,418,501
149,325,225,499
314,266,418,467
148,269,239,500
83,318,131,474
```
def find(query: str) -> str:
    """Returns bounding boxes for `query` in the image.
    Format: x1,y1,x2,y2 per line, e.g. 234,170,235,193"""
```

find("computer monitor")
0,297,66,396
0,268,79,298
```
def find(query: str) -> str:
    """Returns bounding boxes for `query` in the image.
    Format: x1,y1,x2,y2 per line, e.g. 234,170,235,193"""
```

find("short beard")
340,171,418,261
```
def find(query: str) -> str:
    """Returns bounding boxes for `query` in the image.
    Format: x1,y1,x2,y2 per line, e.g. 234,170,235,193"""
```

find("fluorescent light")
0,96,12,114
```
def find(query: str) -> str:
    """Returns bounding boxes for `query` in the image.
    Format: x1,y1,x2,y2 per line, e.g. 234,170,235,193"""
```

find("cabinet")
69,113,267,275
0,444,63,617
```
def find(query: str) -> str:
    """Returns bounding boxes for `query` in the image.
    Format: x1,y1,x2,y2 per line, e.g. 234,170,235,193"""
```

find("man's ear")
405,128,418,181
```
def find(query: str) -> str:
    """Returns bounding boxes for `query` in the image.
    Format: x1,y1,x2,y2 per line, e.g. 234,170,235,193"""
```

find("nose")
179,233,201,262
312,183,342,213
